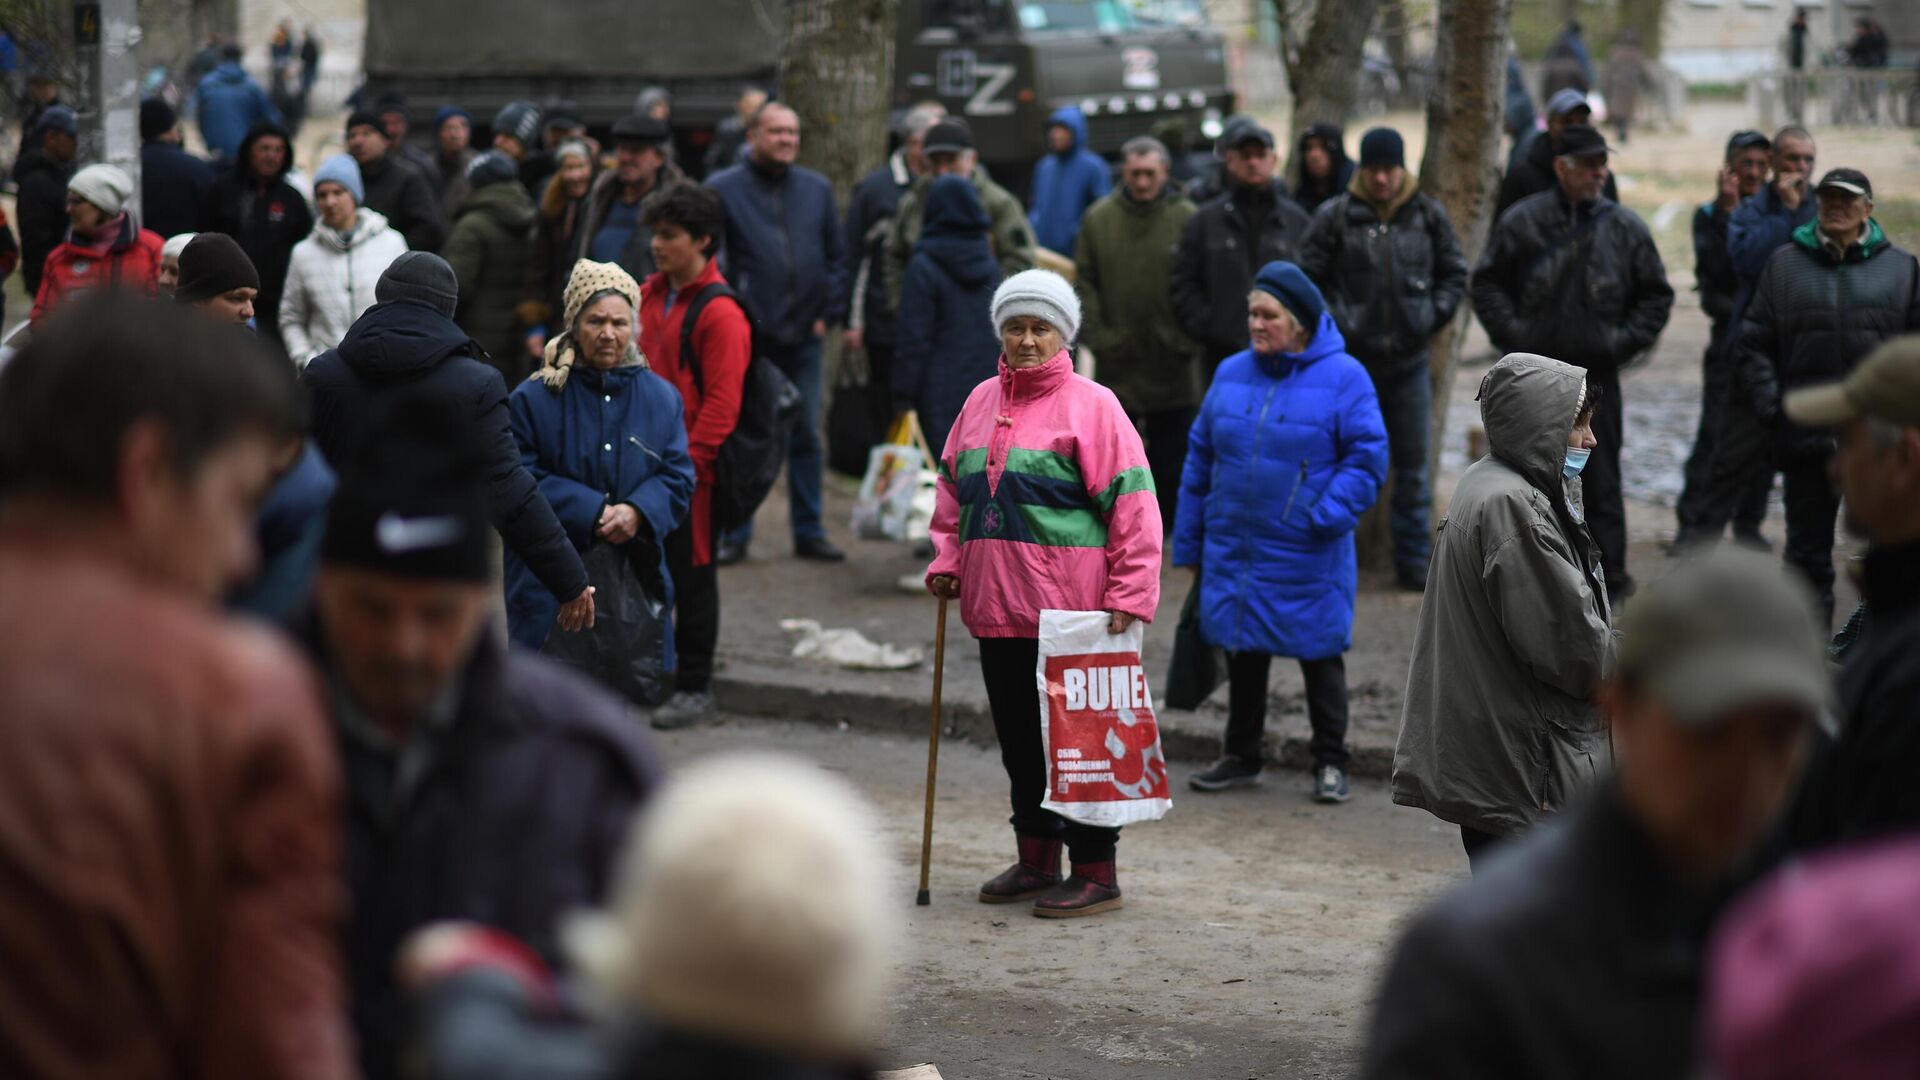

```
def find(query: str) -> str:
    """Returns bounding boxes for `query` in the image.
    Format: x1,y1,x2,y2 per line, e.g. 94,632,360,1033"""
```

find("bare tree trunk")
778,0,898,204
1287,0,1384,160
1421,0,1513,470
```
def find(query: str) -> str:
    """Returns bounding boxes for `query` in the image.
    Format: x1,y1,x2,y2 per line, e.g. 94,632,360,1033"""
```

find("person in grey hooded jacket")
1392,353,1614,871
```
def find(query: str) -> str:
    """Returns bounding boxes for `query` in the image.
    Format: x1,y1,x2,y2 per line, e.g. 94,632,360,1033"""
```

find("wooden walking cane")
917,596,949,906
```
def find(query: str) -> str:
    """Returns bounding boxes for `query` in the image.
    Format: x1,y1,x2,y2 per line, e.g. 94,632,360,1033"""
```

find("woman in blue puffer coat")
1173,261,1388,803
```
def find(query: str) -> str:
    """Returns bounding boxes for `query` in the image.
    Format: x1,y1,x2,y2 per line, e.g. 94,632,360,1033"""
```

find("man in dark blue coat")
1027,105,1109,257
139,98,214,239
305,253,594,629
194,43,282,163
306,392,660,1080
707,101,848,563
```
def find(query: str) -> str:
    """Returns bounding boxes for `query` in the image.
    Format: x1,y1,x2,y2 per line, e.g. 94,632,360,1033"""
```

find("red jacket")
31,218,164,324
640,258,750,565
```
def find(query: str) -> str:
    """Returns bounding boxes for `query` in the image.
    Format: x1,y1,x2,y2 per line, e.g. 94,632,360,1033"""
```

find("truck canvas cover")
364,0,785,77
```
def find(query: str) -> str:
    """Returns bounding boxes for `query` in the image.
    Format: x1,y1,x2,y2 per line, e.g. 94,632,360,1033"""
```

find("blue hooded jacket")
894,176,1005,451
505,363,695,651
195,61,282,161
1028,106,1110,256
1172,312,1389,659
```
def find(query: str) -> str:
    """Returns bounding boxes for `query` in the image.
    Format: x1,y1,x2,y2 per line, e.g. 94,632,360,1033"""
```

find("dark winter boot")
1033,860,1122,918
978,835,1062,903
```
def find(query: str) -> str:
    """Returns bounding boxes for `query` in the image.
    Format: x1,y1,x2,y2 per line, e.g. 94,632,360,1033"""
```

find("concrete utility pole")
73,0,141,214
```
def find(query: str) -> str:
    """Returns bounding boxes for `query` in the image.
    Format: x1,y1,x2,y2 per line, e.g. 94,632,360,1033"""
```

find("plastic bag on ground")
780,618,924,670
851,412,938,542
1035,609,1173,828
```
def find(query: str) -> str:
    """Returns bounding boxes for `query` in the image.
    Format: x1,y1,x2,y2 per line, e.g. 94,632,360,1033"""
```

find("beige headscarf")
537,259,645,391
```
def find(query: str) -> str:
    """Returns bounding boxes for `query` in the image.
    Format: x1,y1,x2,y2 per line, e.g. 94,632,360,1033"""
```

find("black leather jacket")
1300,185,1469,369
1170,179,1312,361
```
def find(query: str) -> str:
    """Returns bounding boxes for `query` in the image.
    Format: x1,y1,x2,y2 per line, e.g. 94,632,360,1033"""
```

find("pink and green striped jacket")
927,350,1163,638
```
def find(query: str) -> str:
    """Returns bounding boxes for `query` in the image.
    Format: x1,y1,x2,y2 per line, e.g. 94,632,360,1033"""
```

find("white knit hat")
68,163,134,217
991,268,1081,343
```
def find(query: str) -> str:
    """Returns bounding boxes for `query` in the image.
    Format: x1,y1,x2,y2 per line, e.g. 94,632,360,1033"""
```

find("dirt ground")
655,714,1467,1080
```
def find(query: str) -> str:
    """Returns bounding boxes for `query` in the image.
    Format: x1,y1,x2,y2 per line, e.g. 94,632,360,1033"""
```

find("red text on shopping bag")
1041,653,1171,804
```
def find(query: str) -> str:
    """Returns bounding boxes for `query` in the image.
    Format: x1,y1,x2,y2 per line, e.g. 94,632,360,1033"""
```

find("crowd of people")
1,41,1919,1077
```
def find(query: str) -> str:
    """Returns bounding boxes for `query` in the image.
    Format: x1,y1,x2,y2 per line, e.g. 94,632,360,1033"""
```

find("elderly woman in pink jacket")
927,268,1163,919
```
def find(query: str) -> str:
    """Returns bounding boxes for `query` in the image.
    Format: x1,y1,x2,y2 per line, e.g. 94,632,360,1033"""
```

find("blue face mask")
1563,446,1591,479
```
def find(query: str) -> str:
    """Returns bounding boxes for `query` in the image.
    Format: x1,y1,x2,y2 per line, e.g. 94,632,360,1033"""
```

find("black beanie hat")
139,98,177,141
1358,127,1405,169
322,392,494,583
464,149,519,190
376,252,460,318
174,233,261,303
346,109,387,137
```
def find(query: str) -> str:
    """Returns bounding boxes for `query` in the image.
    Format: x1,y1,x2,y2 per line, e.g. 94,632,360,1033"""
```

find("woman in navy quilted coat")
1173,261,1388,803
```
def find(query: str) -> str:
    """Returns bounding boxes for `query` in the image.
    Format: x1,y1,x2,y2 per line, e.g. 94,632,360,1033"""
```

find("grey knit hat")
990,269,1081,343
376,252,460,318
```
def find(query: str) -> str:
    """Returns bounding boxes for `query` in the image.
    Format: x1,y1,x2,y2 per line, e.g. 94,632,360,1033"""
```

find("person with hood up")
1177,262,1388,804
347,109,445,254
1027,105,1109,258
30,164,165,324
1073,135,1201,530
445,150,540,383
1391,353,1614,871
507,259,694,658
893,175,1005,452
305,252,595,634
1290,122,1353,214
925,269,1162,919
884,118,1036,311
198,119,314,351
280,154,409,365
15,104,78,301
194,43,282,162
1301,127,1469,590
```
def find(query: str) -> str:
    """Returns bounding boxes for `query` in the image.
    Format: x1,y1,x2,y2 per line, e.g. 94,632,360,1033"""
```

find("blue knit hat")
313,154,364,205
1252,261,1325,329
433,105,471,132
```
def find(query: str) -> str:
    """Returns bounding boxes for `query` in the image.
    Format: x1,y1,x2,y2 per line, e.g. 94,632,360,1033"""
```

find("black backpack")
678,283,803,532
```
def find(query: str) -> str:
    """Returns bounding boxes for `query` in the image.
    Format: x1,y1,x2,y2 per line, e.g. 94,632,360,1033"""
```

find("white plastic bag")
851,413,938,541
1035,609,1173,828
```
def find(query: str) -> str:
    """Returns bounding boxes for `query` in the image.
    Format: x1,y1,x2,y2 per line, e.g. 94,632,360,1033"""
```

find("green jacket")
1073,187,1201,412
445,180,538,383
886,167,1034,309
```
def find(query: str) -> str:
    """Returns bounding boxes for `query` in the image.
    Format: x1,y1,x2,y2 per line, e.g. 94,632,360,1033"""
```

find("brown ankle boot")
1033,859,1122,918
978,835,1062,903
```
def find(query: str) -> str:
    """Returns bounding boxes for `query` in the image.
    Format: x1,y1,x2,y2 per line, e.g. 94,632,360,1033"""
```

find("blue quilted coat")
1171,312,1388,659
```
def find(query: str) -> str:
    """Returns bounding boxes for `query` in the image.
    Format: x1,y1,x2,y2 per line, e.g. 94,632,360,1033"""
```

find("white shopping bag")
1035,609,1173,828
851,412,938,541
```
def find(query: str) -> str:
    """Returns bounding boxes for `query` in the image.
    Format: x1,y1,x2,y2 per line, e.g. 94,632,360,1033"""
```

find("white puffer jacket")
279,208,409,366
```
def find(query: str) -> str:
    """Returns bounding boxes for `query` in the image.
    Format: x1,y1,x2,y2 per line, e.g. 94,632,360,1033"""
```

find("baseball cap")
1785,337,1920,429
1546,88,1591,119
1215,115,1275,153
1815,167,1872,199
1726,129,1772,157
1616,546,1834,732
610,113,670,146
1554,124,1610,159
35,104,77,135
923,119,975,156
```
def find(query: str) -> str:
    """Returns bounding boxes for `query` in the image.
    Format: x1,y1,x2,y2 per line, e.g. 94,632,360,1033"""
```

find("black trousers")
1782,453,1841,622
978,637,1119,863
1583,367,1629,594
1224,651,1349,769
664,519,720,693
1461,826,1502,874
1677,330,1770,540
1134,405,1197,534
1698,392,1782,542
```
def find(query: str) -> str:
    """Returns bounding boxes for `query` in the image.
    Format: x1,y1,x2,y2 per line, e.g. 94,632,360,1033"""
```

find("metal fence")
1750,67,1920,130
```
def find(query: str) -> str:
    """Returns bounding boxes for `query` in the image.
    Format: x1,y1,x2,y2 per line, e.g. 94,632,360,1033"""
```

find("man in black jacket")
1778,338,1920,850
1496,89,1619,219
1674,130,1774,550
1169,116,1313,377
347,109,445,253
198,119,313,353
572,114,683,281
1731,168,1920,619
305,253,594,628
1471,125,1673,604
1365,546,1831,1080
307,393,657,1079
1301,127,1468,589
139,99,214,240
14,104,78,300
